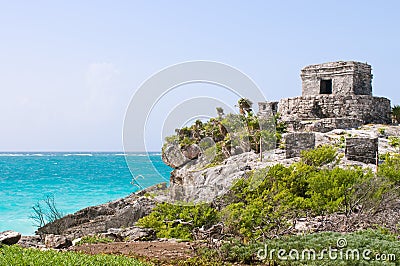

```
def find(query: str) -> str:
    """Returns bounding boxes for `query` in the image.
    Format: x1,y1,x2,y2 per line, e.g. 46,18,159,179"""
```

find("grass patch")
218,229,400,265
0,245,148,266
76,235,114,246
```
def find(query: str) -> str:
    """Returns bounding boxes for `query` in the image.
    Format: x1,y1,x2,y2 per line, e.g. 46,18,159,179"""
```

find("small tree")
216,107,225,119
392,105,400,124
237,98,253,116
30,195,63,228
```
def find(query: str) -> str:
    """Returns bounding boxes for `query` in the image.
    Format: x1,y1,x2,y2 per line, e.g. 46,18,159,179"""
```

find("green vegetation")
0,245,147,266
137,202,218,240
378,153,400,183
378,127,386,135
138,145,400,264
163,98,287,167
388,136,400,152
76,235,114,246
392,105,400,123
139,146,388,241
218,229,400,265
300,144,339,167
220,147,372,240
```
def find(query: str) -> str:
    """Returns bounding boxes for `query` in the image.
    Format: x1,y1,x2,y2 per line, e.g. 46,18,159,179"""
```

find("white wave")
63,153,93,156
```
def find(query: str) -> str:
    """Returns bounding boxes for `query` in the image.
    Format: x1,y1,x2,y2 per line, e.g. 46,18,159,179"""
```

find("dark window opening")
320,79,332,94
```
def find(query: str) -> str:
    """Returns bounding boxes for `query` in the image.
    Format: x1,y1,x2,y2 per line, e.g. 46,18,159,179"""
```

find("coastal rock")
18,235,46,249
0,230,21,245
37,184,166,239
102,226,156,241
44,234,72,249
168,151,296,203
182,144,201,160
162,143,189,168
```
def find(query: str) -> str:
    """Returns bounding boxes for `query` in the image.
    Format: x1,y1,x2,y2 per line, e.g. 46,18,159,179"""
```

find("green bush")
306,167,371,214
388,136,400,150
136,202,218,240
220,147,374,239
300,145,338,167
0,245,147,266
217,229,400,265
378,154,400,183
76,235,114,246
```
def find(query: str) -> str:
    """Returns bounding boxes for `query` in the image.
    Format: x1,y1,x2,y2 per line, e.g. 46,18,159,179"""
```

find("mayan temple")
259,61,392,133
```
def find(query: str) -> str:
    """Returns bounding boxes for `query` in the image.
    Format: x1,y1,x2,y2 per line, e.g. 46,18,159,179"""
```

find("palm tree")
237,98,253,116
392,105,400,124
216,107,225,119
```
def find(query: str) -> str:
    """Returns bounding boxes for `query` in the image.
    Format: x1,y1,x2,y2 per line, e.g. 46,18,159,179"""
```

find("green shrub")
388,136,400,150
378,154,400,183
217,229,400,265
0,245,147,266
378,127,386,135
137,202,218,240
306,167,371,214
220,148,374,239
76,235,114,246
300,145,338,167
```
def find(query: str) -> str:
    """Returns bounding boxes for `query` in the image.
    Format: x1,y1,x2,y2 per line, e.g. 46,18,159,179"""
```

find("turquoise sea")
0,152,171,235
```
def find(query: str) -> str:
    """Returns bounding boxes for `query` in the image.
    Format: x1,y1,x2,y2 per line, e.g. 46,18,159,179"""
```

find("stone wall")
345,137,378,164
285,132,315,158
285,118,364,133
301,61,372,96
278,95,391,125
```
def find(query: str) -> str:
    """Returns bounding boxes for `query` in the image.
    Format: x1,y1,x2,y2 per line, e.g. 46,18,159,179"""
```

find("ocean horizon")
0,152,172,235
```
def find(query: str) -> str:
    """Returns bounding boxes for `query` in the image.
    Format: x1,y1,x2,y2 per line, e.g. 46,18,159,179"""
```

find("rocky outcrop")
102,226,156,242
166,125,400,203
162,143,190,168
0,230,21,245
37,183,167,239
45,234,72,249
168,151,298,203
18,235,46,249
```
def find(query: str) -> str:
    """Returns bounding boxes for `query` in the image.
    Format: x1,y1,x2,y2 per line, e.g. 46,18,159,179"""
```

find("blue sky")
0,1,399,151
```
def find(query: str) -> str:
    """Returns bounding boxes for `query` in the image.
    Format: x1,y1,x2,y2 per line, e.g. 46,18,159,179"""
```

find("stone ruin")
259,61,392,133
345,137,378,164
258,61,392,161
285,132,315,159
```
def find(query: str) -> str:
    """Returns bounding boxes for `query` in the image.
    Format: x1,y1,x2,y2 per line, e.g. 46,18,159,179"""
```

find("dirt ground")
71,240,197,264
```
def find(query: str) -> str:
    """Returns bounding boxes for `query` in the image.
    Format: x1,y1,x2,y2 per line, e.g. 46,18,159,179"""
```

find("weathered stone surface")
182,144,201,160
258,61,391,134
168,151,299,203
285,132,315,158
37,184,166,239
285,118,363,133
0,230,21,245
346,137,378,164
277,95,391,125
18,235,46,249
102,226,156,242
301,61,372,96
162,143,190,168
44,234,72,249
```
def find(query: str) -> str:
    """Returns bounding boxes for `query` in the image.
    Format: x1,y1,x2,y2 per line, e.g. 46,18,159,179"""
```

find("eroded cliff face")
162,124,400,203
36,183,167,239
164,148,298,203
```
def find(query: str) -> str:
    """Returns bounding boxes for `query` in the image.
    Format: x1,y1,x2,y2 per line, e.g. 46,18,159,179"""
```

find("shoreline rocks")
0,230,21,245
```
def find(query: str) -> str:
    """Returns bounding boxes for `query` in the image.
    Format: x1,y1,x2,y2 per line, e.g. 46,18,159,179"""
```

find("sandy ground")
71,241,196,264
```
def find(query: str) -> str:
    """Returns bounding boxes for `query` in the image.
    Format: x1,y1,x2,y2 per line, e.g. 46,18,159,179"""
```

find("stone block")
285,132,316,158
345,137,378,164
